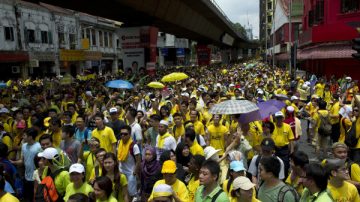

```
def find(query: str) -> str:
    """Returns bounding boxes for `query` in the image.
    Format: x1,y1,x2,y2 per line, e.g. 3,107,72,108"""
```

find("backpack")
211,189,224,202
277,183,300,202
318,112,332,136
34,168,64,202
344,120,358,148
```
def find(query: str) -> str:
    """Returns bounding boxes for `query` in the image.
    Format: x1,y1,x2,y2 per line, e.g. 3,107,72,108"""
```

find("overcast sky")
214,0,259,39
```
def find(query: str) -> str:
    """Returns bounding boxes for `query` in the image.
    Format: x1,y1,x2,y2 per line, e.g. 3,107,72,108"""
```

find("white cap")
69,163,85,174
287,106,295,112
109,107,118,113
153,184,173,198
181,87,187,91
204,146,221,160
38,147,58,160
229,84,235,87
257,89,264,94
291,96,299,100
274,111,284,117
159,120,169,126
181,92,190,97
346,76,352,80
85,91,93,97
0,108,9,114
216,83,221,87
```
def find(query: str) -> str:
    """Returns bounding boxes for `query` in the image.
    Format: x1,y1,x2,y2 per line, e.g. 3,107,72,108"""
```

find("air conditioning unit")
12,66,20,73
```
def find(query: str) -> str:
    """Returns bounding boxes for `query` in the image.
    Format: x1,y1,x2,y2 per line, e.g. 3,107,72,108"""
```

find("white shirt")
130,122,142,142
155,134,177,160
248,155,285,181
119,143,140,175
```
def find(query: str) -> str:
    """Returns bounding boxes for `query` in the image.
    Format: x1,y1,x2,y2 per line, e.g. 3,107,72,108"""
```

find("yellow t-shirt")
328,181,360,202
285,173,303,195
54,170,71,196
173,125,185,140
51,130,62,148
88,166,102,182
92,126,117,152
271,123,294,147
315,83,325,98
208,124,229,155
329,102,340,125
63,182,93,201
350,163,360,184
83,151,96,181
96,195,118,202
187,176,200,202
354,118,360,149
0,192,19,202
339,117,352,143
189,141,204,156
113,174,128,202
149,179,189,202
194,121,205,136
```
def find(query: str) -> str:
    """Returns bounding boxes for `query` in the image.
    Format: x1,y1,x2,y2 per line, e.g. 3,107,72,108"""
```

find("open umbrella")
274,94,289,100
257,99,286,119
147,81,165,89
238,110,262,124
105,80,133,89
0,83,7,88
161,72,188,82
209,100,259,115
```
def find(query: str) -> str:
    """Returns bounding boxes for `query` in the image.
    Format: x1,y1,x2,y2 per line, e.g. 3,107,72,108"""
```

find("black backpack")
344,120,358,148
277,183,300,202
318,112,332,136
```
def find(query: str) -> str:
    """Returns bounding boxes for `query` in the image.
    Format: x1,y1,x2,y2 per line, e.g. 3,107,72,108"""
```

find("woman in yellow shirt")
102,153,129,202
93,176,119,202
187,155,205,202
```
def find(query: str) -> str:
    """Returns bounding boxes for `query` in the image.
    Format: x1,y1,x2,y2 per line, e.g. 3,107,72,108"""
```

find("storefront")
0,51,28,80
28,51,56,77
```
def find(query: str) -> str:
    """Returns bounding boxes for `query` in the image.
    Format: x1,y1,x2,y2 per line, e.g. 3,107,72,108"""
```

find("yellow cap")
161,160,177,174
44,117,51,127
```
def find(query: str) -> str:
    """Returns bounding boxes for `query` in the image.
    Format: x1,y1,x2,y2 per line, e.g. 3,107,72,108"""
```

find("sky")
214,0,259,39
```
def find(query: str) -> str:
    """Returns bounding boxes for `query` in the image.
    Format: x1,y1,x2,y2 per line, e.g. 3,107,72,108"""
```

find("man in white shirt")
155,120,176,160
126,107,142,144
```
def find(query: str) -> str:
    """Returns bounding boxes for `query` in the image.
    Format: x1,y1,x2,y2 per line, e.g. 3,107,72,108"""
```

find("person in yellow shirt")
48,117,62,148
314,80,325,98
190,110,205,136
230,176,260,202
285,151,309,195
272,111,295,179
172,113,185,141
325,158,360,202
63,163,93,201
92,113,117,153
83,137,100,181
93,176,118,202
187,155,205,202
185,128,204,156
315,100,330,156
88,148,106,184
206,114,230,156
148,160,189,202
329,94,341,143
223,161,247,202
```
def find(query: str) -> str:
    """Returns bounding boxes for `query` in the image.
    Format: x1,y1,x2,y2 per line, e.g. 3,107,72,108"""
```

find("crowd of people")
0,60,359,202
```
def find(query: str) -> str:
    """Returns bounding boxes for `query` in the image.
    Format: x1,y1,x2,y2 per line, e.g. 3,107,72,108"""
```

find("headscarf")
142,146,161,178
175,142,192,167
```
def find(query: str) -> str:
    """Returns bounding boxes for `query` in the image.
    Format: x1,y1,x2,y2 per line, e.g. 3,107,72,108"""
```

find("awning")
297,42,356,60
0,51,28,62
275,53,290,61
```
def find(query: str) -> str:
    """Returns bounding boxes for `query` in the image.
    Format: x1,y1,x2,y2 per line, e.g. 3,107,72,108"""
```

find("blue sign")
176,48,185,57
161,48,168,56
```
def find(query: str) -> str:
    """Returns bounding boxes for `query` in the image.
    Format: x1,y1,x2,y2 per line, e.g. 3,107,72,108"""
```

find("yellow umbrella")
161,72,189,82
147,81,165,89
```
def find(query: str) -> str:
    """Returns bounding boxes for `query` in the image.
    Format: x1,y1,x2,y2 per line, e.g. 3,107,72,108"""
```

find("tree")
232,22,248,40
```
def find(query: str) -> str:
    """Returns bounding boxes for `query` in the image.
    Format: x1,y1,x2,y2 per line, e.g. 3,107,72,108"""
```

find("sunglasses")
120,132,129,136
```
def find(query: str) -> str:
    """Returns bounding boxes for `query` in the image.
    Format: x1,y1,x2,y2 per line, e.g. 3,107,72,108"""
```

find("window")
268,2,272,10
86,29,90,40
41,31,48,43
341,0,360,13
308,10,314,27
99,31,103,47
4,27,14,41
27,29,35,43
104,32,109,47
109,33,113,48
267,16,272,23
91,29,96,46
116,39,120,48
69,34,76,49
58,32,65,45
315,0,324,23
267,28,271,37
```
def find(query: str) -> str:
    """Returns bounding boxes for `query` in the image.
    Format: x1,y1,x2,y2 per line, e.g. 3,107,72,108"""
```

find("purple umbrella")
238,110,262,124
257,99,286,119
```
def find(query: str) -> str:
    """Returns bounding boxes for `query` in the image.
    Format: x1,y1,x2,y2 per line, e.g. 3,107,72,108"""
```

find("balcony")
299,28,312,47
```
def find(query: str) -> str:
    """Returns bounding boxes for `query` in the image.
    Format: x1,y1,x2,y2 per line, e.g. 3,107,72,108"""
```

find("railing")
208,0,236,29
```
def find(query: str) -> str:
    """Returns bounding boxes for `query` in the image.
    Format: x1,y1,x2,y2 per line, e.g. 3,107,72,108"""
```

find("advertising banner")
122,48,145,74
196,45,211,65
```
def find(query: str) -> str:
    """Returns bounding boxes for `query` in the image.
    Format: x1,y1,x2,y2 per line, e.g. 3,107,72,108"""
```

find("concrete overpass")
23,0,247,46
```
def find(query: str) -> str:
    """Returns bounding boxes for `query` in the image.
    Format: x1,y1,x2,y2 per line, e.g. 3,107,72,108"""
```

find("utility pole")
265,0,268,64
272,8,275,69
289,0,292,75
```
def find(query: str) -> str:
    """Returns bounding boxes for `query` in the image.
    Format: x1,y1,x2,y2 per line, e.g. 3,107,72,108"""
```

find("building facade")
0,0,122,80
298,0,360,80
259,0,276,52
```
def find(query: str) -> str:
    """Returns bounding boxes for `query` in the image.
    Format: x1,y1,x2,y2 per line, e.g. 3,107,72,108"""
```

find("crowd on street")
0,60,360,202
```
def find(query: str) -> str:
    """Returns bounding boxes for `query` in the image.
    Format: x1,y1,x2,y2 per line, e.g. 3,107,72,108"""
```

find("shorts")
125,173,138,197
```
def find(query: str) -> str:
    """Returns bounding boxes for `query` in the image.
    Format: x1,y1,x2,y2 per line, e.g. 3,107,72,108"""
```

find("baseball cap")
261,138,275,151
230,161,246,172
109,107,118,114
291,96,299,101
181,92,190,97
229,84,235,87
153,183,173,198
159,120,169,126
0,108,9,114
233,176,256,191
161,160,177,174
274,111,284,117
311,94,319,99
286,106,295,112
38,147,59,160
69,163,85,174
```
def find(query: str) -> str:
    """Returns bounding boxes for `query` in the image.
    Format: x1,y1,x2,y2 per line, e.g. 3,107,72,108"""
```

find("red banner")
196,45,211,65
